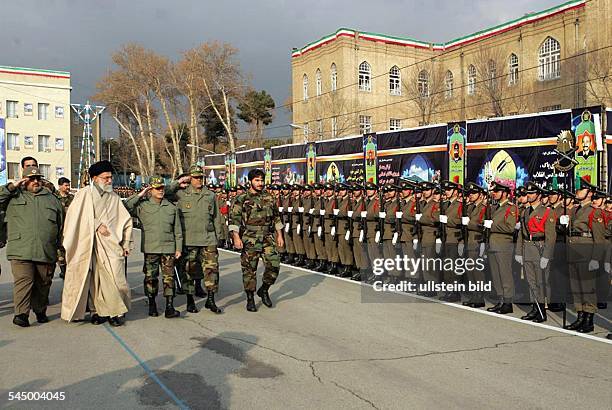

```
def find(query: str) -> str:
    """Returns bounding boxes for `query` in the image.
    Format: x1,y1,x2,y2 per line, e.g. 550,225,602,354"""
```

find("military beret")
88,160,113,178
188,164,204,177
149,175,165,188
490,181,511,193
22,166,41,178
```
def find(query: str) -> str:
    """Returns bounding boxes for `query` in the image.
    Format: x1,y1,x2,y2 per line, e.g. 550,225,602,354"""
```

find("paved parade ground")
0,231,610,409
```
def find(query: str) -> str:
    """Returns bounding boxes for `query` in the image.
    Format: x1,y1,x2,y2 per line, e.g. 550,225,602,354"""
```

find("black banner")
271,143,307,185
203,153,226,186
607,109,612,192
316,136,364,184
235,148,264,185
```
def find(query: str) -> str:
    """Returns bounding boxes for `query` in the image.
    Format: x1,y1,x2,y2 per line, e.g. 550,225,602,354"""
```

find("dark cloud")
3,0,562,139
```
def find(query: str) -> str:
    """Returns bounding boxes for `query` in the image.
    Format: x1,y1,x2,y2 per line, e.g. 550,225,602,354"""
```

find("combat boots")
564,311,585,330
531,304,547,323
521,304,539,320
329,262,339,276
194,279,207,298
186,295,199,313
285,253,295,264
294,254,305,267
35,310,49,324
257,283,273,308
148,296,159,317
205,292,223,314
496,303,513,314
13,314,30,328
246,291,258,312
164,296,180,318
338,265,352,278
577,312,594,333
487,302,503,312
303,259,315,270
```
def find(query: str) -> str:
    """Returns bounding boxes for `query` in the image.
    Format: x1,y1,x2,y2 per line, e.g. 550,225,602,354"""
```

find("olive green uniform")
324,196,339,263
419,198,440,285
335,195,354,268
351,196,369,270
313,195,327,262
281,196,294,255
301,196,318,261
381,197,400,278
290,195,305,258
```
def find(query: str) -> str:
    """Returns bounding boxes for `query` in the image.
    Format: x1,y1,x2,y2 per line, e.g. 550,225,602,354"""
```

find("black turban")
89,160,114,177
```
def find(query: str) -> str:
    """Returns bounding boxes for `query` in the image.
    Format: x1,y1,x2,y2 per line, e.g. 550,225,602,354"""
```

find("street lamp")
290,123,308,143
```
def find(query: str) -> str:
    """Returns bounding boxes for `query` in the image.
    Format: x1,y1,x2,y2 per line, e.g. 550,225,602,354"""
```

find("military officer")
312,184,328,272
125,176,182,318
440,180,464,302
166,165,223,314
463,182,487,307
300,185,318,270
398,180,420,287
323,183,340,276
381,184,401,282
0,166,64,327
230,169,284,312
364,182,381,281
290,185,306,267
54,177,74,279
350,185,368,281
335,183,354,277
548,188,569,312
417,181,440,296
279,184,295,264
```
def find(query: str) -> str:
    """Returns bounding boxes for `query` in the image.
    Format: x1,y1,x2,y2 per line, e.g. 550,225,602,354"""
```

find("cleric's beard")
98,182,113,193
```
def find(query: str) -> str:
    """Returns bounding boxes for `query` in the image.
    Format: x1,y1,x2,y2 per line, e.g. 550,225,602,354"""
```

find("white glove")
458,243,464,256
284,223,290,233
435,238,442,254
559,215,569,226
309,208,314,214
483,219,493,229
588,260,600,271
605,262,611,274
317,226,322,237
395,211,403,219
359,230,364,243
308,226,311,235
319,210,325,216
226,200,231,206
515,255,523,265
379,212,386,218
345,231,351,241
439,215,448,224
515,222,521,230
540,257,549,269
415,213,422,221
392,232,399,245
298,207,304,213
333,209,340,216
479,243,486,258
296,224,301,235
347,210,354,218
375,231,381,243
287,207,293,213
331,226,336,237
412,238,418,250
461,216,470,226
278,207,284,212
360,211,367,218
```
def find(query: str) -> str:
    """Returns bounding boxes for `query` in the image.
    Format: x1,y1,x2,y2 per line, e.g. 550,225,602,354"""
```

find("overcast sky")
4,0,562,140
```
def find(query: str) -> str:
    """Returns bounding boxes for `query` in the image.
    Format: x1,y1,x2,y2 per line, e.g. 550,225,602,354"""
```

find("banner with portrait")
447,122,466,185
606,108,612,192
363,133,377,184
203,153,226,187
235,148,265,185
271,143,306,185
466,111,569,190
571,106,601,187
315,135,364,184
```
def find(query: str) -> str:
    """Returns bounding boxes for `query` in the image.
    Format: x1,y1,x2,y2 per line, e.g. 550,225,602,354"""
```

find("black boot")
329,262,339,276
316,260,328,272
487,303,502,312
164,296,180,318
280,253,288,263
496,303,513,314
246,291,258,312
186,295,199,313
294,254,305,267
90,313,107,325
148,296,159,317
303,259,315,270
532,304,547,323
521,304,539,320
204,292,223,314
194,280,207,298
564,311,585,330
257,283,273,308
35,310,49,323
339,265,352,278
351,269,362,281
444,293,461,303
577,312,594,333
285,254,295,264
13,314,30,327
109,315,125,327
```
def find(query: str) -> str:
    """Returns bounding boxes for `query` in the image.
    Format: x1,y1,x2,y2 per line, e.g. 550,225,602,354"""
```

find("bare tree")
403,60,446,125
309,90,357,140
473,46,508,117
586,47,612,106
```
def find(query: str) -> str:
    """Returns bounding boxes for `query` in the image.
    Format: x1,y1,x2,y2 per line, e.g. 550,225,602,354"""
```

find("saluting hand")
175,250,182,259
138,186,152,198
15,178,29,188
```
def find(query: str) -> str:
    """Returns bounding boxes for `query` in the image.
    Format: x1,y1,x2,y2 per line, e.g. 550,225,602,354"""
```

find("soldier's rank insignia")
185,202,192,209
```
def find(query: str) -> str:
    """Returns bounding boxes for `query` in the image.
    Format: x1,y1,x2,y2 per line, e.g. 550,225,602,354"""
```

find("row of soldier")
211,177,611,334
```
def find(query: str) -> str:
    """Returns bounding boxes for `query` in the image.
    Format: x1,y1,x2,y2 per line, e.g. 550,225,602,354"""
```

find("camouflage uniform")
229,189,283,291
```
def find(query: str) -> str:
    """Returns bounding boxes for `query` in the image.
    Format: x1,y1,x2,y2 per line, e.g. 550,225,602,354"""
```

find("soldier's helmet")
149,175,165,189
189,165,204,177
22,166,41,178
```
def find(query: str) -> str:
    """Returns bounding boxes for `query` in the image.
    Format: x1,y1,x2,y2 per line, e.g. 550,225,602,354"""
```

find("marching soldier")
322,183,340,276
463,182,487,307
230,169,284,312
364,182,381,281
350,185,368,281
124,176,182,318
335,183,354,277
166,165,223,314
417,181,440,296
279,184,295,264
548,188,569,312
312,184,328,272
398,180,420,286
381,184,400,282
55,177,74,279
300,185,317,270
516,182,556,321
440,180,463,302
591,190,609,310
290,185,306,267
0,166,64,327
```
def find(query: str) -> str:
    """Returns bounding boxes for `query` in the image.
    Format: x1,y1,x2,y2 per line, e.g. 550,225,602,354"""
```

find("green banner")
447,122,466,185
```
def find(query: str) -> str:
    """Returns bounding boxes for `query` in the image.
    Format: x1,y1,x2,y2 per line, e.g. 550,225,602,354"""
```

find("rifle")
460,187,469,244
332,194,339,244
482,191,492,255
319,196,326,245
360,192,368,244
438,194,448,244
377,189,385,245
307,197,315,239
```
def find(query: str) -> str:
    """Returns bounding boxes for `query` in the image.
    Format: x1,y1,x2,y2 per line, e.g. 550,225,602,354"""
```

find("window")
55,137,64,151
56,167,65,177
24,103,33,116
72,136,81,149
7,162,19,180
467,65,476,95
358,61,371,92
7,133,19,150
315,69,322,96
6,100,18,118
330,63,337,91
445,71,454,99
302,74,309,101
418,70,429,97
389,66,401,96
38,135,51,152
38,103,49,120
508,54,519,85
316,119,323,138
541,104,562,112
359,115,372,134
488,60,497,89
38,164,51,179
331,116,338,138
538,37,560,81
24,136,33,148
55,106,64,118
389,118,401,131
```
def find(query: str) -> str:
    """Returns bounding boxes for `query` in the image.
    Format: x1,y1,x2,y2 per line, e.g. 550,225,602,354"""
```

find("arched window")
508,53,519,85
417,70,429,97
358,61,371,92
302,74,309,101
538,37,560,80
330,63,337,92
467,65,476,95
389,65,401,96
315,69,322,96
445,70,454,99
488,59,497,89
